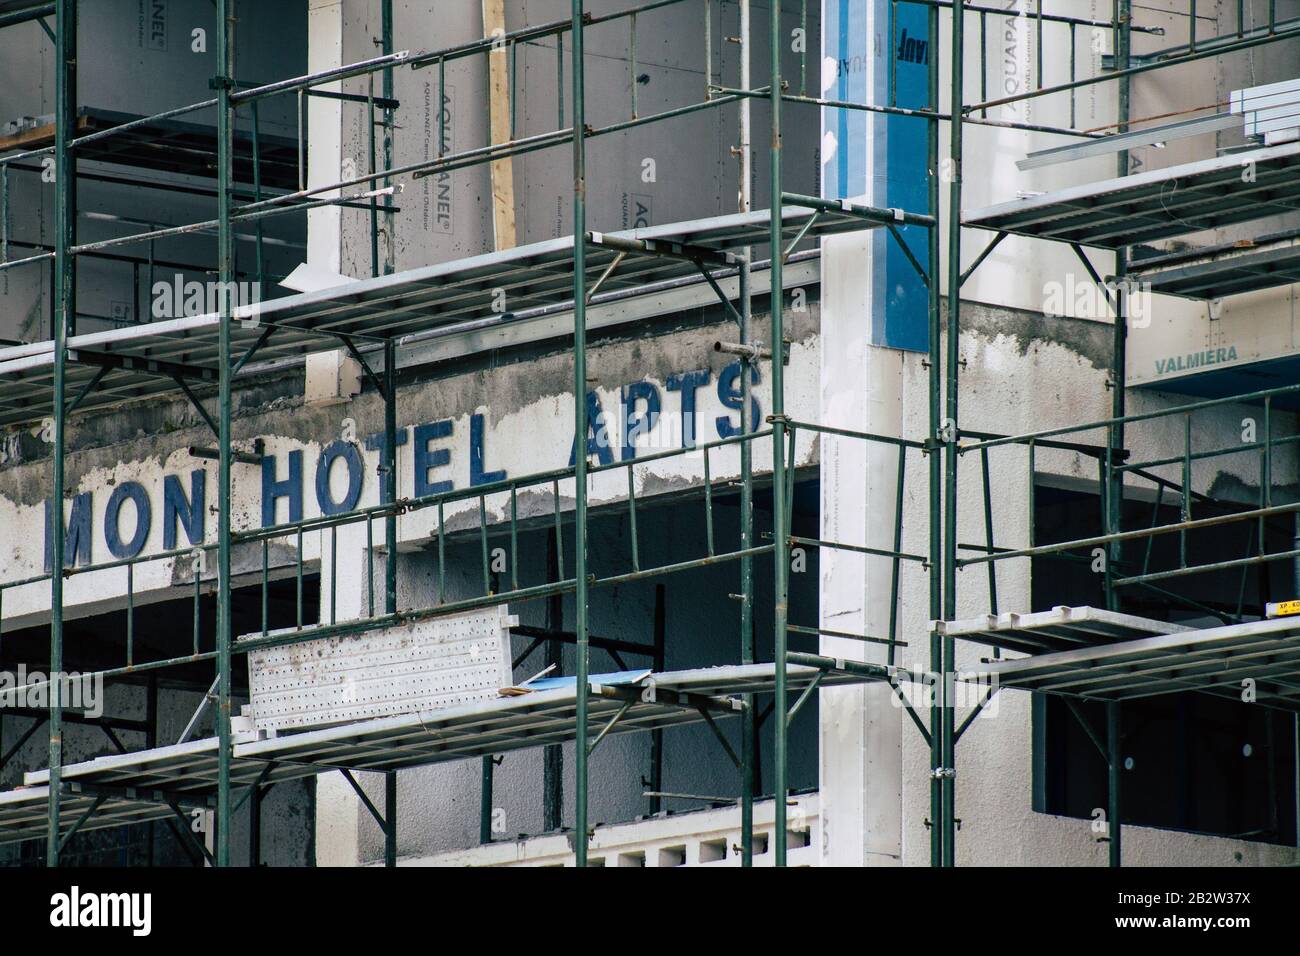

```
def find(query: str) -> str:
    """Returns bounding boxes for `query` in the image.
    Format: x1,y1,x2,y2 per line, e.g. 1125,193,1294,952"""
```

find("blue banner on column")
823,0,930,353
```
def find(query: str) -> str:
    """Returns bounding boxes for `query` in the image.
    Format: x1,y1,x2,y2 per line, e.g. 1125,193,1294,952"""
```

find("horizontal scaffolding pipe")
0,3,54,29
408,0,691,70
965,20,1300,114
713,86,1101,140
959,380,1300,454
907,0,1164,32
236,93,743,217
958,500,1300,569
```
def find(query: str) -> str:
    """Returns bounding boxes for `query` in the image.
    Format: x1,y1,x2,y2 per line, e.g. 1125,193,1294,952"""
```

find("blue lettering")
104,481,152,560
164,470,206,549
666,368,710,448
413,420,454,497
44,492,93,572
470,413,507,486
316,441,364,515
570,390,615,467
261,450,303,526
621,381,662,461
716,360,761,438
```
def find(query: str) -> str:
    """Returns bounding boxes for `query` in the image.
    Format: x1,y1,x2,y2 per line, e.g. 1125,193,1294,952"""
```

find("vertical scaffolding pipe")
543,539,563,831
1105,0,1132,870
47,0,76,867
770,0,790,868
479,756,494,843
926,0,944,870
214,0,234,869
384,769,397,867
384,339,398,614
249,784,262,866
571,0,591,868
648,584,666,814
381,0,395,275
738,0,756,869
383,337,398,866
941,0,965,868
1107,699,1122,865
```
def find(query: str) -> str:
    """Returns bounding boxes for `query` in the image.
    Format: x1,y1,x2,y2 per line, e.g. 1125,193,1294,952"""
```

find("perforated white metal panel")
244,605,517,732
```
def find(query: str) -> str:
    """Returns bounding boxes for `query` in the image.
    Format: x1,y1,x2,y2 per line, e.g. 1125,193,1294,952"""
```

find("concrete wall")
315,0,821,275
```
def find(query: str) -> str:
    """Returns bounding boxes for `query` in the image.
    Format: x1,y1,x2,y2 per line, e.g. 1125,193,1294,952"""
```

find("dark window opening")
1031,483,1298,845
0,575,319,867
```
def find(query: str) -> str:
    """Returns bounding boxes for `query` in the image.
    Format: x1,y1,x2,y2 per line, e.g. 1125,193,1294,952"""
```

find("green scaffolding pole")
47,0,77,868
571,0,591,868
926,0,944,870
384,337,399,865
215,0,235,868
941,0,965,869
770,0,790,868
737,0,756,869
1104,0,1132,870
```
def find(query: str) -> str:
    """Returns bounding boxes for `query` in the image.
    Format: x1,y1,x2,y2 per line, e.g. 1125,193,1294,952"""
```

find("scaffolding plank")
0,661,887,845
0,204,880,428
971,616,1300,711
22,736,318,797
0,786,174,847
934,605,1190,655
1132,229,1300,299
964,141,1300,249
235,662,877,773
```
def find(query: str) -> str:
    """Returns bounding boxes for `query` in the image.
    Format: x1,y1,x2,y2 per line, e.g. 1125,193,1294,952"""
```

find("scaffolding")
0,0,1298,868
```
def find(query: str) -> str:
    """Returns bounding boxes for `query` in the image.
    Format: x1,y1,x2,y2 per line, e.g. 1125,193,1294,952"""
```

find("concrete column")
818,231,905,865
817,0,903,866
307,0,345,274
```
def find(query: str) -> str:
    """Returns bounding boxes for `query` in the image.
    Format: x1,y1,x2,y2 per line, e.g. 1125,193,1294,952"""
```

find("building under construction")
0,0,1298,868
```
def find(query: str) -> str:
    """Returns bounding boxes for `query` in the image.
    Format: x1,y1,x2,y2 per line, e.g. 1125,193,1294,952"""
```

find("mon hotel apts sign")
1,341,817,598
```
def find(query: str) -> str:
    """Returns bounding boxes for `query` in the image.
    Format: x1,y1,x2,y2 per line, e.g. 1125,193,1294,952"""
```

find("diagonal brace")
786,670,825,723
587,700,635,756
885,223,930,286
56,794,106,855
65,366,108,415
171,374,219,439
341,335,387,401
340,768,389,829
167,799,216,866
1065,697,1108,760
695,706,741,768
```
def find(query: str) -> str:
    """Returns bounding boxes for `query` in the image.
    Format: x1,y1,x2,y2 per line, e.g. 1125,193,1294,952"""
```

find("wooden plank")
483,0,517,251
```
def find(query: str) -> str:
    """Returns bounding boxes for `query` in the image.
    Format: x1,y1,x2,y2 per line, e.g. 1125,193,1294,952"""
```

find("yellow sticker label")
1266,600,1300,618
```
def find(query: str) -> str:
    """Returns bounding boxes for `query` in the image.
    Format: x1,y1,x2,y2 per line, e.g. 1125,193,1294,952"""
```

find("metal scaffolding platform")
0,200,898,429
1131,228,1300,299
970,616,1300,711
0,661,889,847
234,661,886,773
934,605,1190,656
964,141,1300,249
23,737,318,800
0,785,173,847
